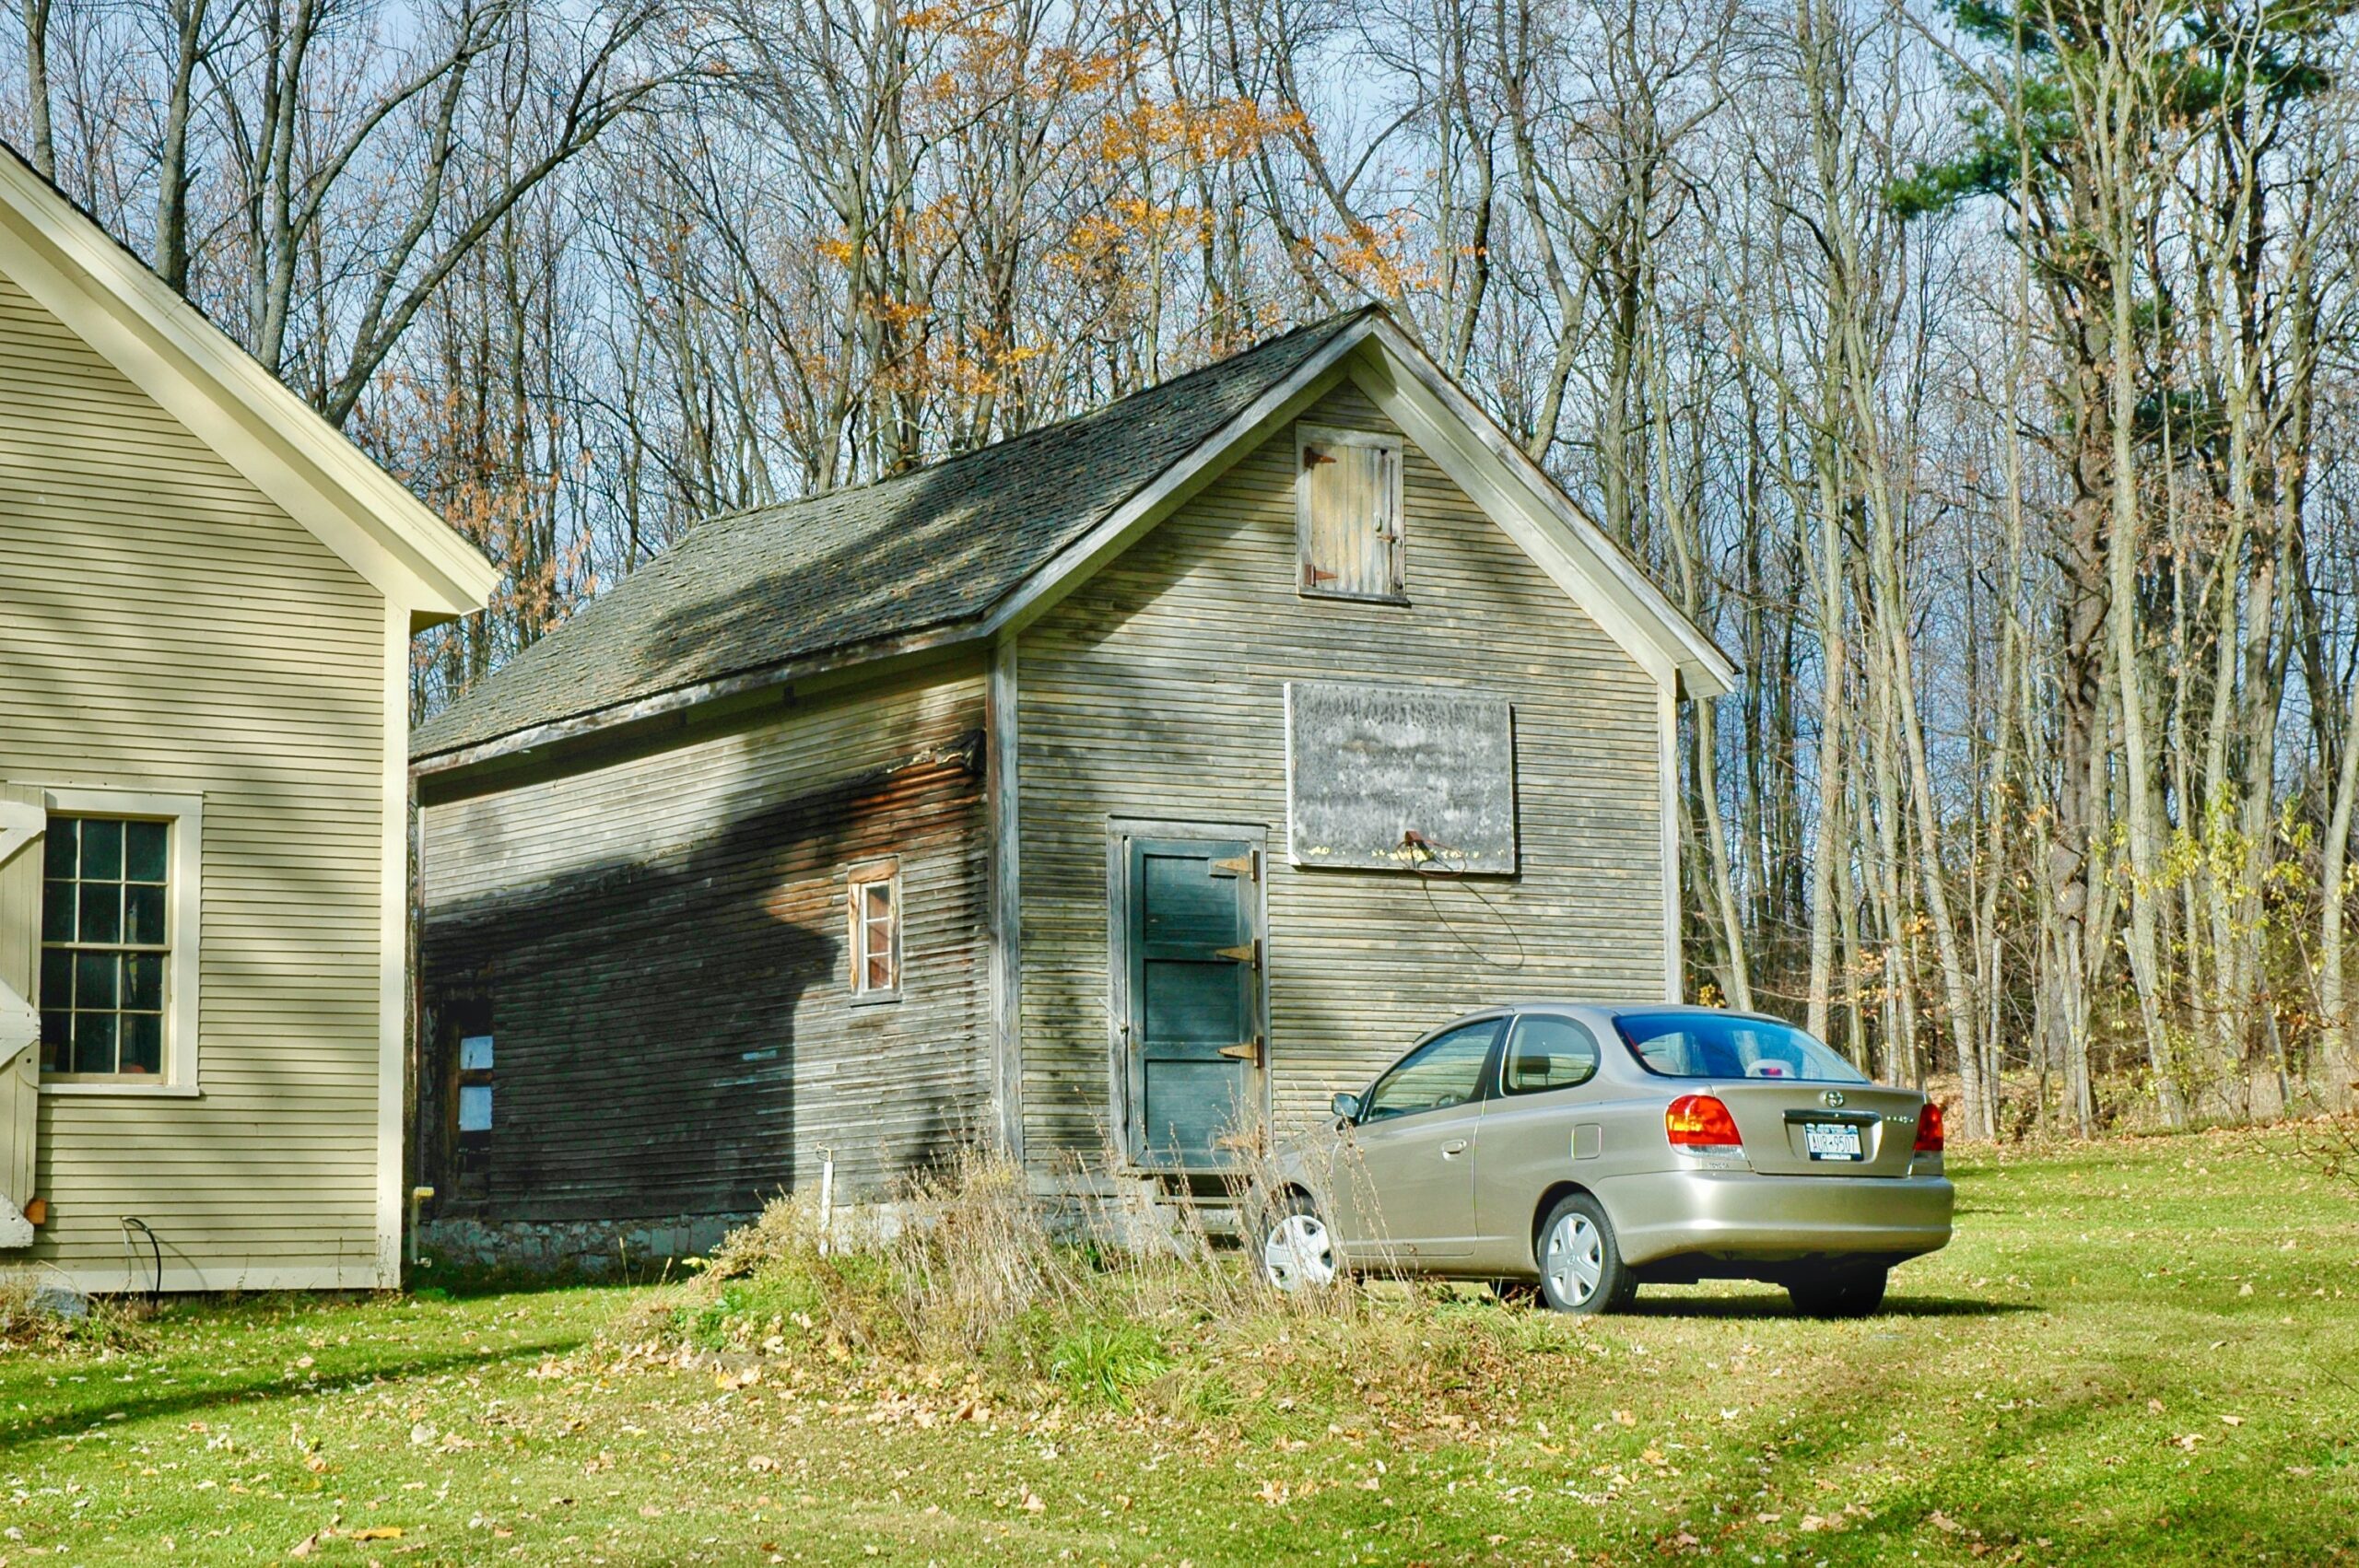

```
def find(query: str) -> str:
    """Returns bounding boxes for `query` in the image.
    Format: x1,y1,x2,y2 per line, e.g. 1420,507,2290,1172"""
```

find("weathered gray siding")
1015,378,1665,1163
0,267,392,1288
417,659,991,1223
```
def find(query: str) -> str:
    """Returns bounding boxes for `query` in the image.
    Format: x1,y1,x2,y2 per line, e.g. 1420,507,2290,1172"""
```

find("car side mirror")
1331,1091,1362,1124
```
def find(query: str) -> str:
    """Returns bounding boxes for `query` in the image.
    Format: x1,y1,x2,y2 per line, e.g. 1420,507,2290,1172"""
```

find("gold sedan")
1256,1003,1954,1316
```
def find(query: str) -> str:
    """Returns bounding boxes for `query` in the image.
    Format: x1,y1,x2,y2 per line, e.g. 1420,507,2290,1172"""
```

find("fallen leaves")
289,1525,403,1558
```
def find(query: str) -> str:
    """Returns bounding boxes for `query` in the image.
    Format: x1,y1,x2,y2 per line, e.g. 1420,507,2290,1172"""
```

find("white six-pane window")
847,860,900,1000
1297,425,1404,602
37,789,202,1092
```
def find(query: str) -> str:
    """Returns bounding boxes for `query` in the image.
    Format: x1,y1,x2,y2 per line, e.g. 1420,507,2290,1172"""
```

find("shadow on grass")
409,1258,680,1299
1,1325,596,1453
1624,1292,2044,1320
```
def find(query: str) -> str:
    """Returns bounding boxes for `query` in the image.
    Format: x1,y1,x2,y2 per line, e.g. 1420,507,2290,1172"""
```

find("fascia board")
979,322,1374,640
1359,319,1739,699
0,158,499,621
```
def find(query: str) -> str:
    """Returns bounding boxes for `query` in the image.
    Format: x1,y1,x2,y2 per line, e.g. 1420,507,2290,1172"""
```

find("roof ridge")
683,307,1377,543
413,305,1378,763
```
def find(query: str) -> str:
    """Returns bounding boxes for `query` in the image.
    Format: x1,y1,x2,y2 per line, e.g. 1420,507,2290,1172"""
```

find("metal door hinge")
1218,1034,1264,1064
1215,939,1261,966
1210,851,1258,881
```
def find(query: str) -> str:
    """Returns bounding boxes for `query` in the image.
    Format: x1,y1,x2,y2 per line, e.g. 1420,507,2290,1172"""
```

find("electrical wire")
120,1218,162,1304
1401,832,1527,971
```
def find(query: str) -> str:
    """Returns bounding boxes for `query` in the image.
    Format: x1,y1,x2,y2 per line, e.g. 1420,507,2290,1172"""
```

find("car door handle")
1440,1139,1469,1157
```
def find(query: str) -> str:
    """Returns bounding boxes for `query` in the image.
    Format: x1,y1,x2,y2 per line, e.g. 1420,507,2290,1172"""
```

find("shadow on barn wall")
417,731,989,1257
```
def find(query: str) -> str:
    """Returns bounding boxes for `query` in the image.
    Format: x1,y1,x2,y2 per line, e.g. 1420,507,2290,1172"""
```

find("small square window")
847,861,901,1001
1297,426,1404,602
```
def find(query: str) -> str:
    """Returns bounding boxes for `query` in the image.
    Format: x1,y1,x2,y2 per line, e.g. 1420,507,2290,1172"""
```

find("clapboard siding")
1016,380,1665,1162
417,660,991,1219
0,268,390,1286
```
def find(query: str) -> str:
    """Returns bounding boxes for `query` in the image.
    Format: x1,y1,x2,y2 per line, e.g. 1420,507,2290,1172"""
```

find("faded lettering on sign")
1284,681,1517,872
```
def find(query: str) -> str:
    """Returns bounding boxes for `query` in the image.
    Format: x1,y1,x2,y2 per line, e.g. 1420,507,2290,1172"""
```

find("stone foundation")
417,1213,757,1278
415,1182,1244,1278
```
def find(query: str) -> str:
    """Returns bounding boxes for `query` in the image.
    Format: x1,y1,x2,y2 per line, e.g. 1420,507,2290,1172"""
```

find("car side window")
1361,1020,1500,1121
1502,1014,1601,1095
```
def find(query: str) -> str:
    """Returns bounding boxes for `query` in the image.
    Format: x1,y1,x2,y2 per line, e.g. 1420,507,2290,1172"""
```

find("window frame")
1498,1012,1602,1097
846,858,902,1005
1295,424,1407,605
36,787,203,1097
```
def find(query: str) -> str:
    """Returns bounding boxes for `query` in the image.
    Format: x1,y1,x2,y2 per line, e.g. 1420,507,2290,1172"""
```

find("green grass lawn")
6,1123,2357,1565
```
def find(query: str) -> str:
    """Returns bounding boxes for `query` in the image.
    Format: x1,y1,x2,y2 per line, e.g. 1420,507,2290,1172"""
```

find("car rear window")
1614,1012,1867,1084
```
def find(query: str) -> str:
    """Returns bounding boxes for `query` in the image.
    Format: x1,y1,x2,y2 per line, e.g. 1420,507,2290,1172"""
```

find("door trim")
1106,818,1270,1173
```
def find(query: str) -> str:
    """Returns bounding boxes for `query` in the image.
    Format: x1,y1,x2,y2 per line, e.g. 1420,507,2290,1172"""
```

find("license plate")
1803,1122,1863,1161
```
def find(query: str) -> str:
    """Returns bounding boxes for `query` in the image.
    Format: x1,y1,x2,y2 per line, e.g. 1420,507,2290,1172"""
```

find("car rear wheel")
1259,1195,1339,1292
1787,1267,1888,1318
1536,1193,1637,1314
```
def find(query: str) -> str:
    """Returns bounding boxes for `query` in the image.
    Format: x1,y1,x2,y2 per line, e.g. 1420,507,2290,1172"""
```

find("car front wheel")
1259,1195,1339,1292
1536,1193,1637,1314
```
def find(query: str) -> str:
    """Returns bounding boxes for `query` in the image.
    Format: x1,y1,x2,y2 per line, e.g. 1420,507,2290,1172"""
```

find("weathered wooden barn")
408,307,1735,1268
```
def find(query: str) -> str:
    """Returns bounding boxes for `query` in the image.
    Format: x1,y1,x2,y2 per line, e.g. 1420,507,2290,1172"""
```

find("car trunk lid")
1707,1082,1923,1176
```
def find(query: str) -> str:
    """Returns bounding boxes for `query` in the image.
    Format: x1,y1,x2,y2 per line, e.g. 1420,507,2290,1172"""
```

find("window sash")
848,863,900,999
33,790,202,1093
40,813,176,1079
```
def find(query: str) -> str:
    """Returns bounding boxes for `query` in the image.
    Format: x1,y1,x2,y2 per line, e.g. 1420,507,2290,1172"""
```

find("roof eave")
1361,316,1739,700
410,618,983,777
414,301,1739,777
415,309,1385,776
0,149,499,620
976,309,1381,641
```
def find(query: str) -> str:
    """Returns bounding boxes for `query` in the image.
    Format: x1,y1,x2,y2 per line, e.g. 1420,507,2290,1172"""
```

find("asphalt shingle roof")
413,310,1373,761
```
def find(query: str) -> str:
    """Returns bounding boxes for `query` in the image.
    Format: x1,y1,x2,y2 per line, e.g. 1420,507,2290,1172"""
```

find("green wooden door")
1123,837,1262,1170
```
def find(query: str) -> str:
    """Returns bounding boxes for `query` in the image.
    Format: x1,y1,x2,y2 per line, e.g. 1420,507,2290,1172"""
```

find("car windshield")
1615,1012,1868,1084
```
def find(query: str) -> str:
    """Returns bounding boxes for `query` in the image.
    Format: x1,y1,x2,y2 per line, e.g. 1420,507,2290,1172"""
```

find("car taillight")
1914,1101,1945,1154
1665,1094,1742,1148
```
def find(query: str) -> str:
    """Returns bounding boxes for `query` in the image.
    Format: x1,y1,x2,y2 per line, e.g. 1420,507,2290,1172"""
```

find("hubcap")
1263,1212,1337,1291
1543,1212,1604,1305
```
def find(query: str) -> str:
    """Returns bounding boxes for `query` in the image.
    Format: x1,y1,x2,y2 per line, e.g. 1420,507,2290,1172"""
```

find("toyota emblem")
1821,1089,1846,1108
